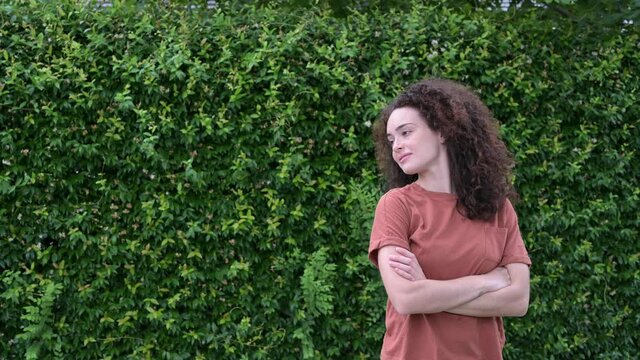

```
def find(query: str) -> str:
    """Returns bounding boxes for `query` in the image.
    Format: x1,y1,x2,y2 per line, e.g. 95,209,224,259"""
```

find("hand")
482,267,511,293
388,247,427,281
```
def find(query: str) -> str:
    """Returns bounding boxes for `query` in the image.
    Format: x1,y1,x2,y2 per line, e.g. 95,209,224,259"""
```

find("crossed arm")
377,246,530,317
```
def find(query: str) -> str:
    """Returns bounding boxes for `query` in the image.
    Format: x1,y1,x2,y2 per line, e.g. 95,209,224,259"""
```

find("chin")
400,167,418,176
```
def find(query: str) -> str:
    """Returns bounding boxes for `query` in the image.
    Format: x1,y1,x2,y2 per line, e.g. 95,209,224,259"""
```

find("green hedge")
1,1,638,359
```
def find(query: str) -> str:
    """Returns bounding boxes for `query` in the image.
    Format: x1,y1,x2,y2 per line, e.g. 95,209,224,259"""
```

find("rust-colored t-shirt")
368,183,531,360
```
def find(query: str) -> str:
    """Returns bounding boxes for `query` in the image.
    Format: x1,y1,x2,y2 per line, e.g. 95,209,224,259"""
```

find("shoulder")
373,186,416,222
377,186,413,209
497,197,519,225
502,198,517,215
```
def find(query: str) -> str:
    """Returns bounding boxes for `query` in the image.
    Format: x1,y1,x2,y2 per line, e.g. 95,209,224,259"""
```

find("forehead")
386,107,425,133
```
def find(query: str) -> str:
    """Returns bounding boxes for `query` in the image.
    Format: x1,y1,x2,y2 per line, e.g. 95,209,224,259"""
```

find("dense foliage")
1,1,638,359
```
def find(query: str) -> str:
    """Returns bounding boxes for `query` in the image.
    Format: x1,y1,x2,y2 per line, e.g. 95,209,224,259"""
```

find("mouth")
397,153,411,163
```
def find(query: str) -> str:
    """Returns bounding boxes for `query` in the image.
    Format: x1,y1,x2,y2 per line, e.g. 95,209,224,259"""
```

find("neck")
416,176,452,194
416,158,453,194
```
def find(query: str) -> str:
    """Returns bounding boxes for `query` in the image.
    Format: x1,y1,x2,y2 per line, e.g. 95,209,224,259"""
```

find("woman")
368,78,531,359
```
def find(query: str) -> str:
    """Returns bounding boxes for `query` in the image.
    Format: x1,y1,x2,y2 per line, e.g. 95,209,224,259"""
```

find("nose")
392,138,403,152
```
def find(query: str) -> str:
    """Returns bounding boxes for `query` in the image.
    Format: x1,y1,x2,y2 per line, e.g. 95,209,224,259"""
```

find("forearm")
393,275,489,315
446,264,530,317
445,284,528,317
379,246,508,315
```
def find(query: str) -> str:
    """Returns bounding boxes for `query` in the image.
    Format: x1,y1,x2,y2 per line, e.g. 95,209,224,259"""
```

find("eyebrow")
387,123,414,136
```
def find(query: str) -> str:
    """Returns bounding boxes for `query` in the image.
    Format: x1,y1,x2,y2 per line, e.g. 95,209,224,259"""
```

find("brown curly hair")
373,78,517,221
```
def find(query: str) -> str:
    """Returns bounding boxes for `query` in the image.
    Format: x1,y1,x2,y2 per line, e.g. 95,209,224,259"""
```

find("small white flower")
431,39,439,47
364,120,372,128
17,213,22,221
2,159,10,166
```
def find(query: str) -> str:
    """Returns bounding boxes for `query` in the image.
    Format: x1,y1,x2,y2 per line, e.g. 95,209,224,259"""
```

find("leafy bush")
0,1,638,359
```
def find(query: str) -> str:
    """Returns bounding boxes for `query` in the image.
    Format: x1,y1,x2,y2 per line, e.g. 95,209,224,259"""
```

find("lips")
398,153,411,163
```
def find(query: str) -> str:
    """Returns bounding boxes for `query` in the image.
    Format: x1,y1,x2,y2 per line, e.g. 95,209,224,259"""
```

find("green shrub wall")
1,1,638,359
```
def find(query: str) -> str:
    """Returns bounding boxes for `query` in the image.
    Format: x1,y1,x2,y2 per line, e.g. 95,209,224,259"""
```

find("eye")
401,130,412,137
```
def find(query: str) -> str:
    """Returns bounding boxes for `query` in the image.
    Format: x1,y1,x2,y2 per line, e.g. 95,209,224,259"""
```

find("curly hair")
373,78,517,221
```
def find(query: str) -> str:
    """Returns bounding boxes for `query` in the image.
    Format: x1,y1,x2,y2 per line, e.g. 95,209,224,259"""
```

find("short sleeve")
498,199,532,267
368,190,412,268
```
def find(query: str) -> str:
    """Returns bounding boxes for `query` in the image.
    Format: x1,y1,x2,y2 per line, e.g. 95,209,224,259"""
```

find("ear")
439,133,446,144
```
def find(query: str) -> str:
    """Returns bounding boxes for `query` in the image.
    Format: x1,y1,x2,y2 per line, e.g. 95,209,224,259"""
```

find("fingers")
389,247,414,265
483,267,511,286
394,247,414,257
489,266,507,275
389,247,426,281
389,259,412,272
388,254,412,265
391,265,414,281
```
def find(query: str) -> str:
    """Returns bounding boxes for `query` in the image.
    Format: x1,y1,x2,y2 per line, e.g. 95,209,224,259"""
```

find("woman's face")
386,107,446,176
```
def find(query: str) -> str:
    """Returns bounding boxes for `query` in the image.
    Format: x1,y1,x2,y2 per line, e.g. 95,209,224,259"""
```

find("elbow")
389,285,424,315
512,303,528,317
390,287,440,315
390,295,415,315
393,300,415,316
511,294,530,317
